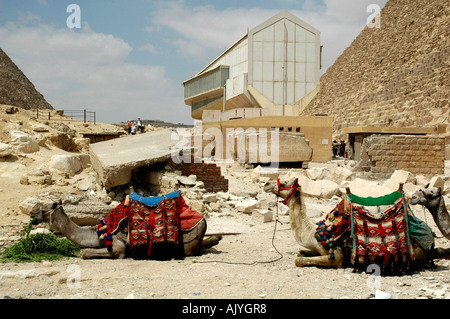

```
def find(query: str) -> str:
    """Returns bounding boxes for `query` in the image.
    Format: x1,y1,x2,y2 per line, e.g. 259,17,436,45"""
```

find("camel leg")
82,239,126,259
294,248,345,268
201,235,222,251
297,248,319,257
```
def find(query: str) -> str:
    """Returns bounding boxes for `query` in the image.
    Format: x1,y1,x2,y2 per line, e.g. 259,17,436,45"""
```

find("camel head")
410,187,442,209
264,176,300,204
30,202,60,224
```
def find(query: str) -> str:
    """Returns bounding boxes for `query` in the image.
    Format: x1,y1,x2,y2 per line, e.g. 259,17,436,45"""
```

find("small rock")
41,260,53,267
433,289,447,298
18,197,42,215
202,193,218,203
0,142,13,157
375,290,398,299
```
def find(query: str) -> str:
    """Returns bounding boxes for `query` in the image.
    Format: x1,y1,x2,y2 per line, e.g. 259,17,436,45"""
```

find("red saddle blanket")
351,197,410,264
315,195,412,266
99,193,204,259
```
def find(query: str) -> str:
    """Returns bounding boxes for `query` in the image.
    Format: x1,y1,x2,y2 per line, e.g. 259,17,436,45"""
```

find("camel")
410,187,450,241
30,197,222,259
264,176,450,271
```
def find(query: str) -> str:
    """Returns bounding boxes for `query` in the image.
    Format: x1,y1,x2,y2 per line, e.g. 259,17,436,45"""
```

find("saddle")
97,190,204,260
348,191,412,267
316,185,434,272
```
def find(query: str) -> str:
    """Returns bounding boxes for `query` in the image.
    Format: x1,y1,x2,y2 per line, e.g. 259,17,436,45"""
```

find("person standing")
332,140,338,158
339,140,346,157
127,120,131,135
137,118,143,134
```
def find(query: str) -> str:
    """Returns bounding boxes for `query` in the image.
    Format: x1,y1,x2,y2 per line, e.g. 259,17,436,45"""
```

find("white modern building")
183,10,322,121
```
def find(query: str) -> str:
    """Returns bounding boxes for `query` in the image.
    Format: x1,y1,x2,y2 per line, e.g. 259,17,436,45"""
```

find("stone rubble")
2,147,450,253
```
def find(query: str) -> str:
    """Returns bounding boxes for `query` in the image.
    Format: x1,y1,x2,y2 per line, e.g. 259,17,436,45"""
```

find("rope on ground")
192,195,284,266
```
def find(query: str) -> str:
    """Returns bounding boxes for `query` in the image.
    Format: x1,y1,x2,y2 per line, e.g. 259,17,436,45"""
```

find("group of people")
332,139,346,158
127,118,145,135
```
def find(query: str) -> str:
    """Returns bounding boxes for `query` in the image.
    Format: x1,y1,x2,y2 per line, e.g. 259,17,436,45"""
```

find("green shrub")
1,220,81,263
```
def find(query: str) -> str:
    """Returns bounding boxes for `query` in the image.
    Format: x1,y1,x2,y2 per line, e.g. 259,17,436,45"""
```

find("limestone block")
0,142,13,157
340,178,391,198
31,123,50,132
298,175,339,199
233,199,260,213
177,175,197,186
19,197,42,215
415,175,429,188
382,169,417,192
202,193,218,203
161,175,178,188
50,155,82,176
252,209,273,223
89,128,181,187
306,167,324,180
216,191,230,200
9,130,39,153
250,165,262,182
429,176,445,189
189,200,204,213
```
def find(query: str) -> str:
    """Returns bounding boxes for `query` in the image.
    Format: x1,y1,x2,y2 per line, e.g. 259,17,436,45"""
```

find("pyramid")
302,0,449,134
0,47,53,110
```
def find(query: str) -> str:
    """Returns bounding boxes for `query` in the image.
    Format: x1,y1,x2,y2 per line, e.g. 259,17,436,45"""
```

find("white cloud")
140,43,157,54
0,23,191,124
151,0,388,72
152,3,277,61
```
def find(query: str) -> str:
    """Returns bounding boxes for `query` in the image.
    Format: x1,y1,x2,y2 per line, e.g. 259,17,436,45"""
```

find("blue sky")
0,0,388,125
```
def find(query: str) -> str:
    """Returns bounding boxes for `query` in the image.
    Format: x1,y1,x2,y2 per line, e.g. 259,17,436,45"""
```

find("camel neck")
286,190,314,232
50,208,100,248
431,197,450,240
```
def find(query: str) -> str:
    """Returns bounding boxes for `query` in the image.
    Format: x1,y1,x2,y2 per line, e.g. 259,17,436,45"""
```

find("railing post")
84,109,86,123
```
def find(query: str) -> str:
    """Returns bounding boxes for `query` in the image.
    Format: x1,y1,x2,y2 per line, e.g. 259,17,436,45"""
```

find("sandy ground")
0,105,449,301
0,204,449,300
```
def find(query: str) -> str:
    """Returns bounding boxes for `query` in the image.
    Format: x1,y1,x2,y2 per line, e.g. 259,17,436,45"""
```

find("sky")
0,0,388,125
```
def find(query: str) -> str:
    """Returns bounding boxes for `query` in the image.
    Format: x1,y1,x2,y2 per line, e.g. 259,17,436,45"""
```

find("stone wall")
362,135,445,178
302,0,449,134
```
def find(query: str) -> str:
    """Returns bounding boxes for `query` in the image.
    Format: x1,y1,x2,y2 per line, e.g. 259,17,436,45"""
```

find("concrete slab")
89,128,181,187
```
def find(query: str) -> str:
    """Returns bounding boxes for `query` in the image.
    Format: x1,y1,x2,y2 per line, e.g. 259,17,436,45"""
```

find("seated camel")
264,176,450,273
30,194,221,259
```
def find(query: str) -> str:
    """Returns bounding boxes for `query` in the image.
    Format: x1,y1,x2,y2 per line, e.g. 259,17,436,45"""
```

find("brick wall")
179,158,229,193
363,135,445,178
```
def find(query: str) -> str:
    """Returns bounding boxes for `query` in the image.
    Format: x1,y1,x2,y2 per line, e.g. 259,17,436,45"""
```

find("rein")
277,179,300,205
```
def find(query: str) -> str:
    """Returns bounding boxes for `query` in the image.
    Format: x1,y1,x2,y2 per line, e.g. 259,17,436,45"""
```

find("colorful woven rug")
315,199,352,260
129,197,180,259
97,191,204,259
350,197,410,265
315,191,420,269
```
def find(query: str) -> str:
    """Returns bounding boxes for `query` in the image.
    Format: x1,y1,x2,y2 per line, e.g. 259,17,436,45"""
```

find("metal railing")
35,109,96,124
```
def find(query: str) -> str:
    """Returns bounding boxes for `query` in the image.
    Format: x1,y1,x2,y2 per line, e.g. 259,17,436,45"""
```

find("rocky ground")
0,104,449,300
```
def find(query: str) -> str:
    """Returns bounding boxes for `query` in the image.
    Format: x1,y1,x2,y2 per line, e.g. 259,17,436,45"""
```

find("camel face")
30,202,58,224
410,187,441,207
264,177,298,199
